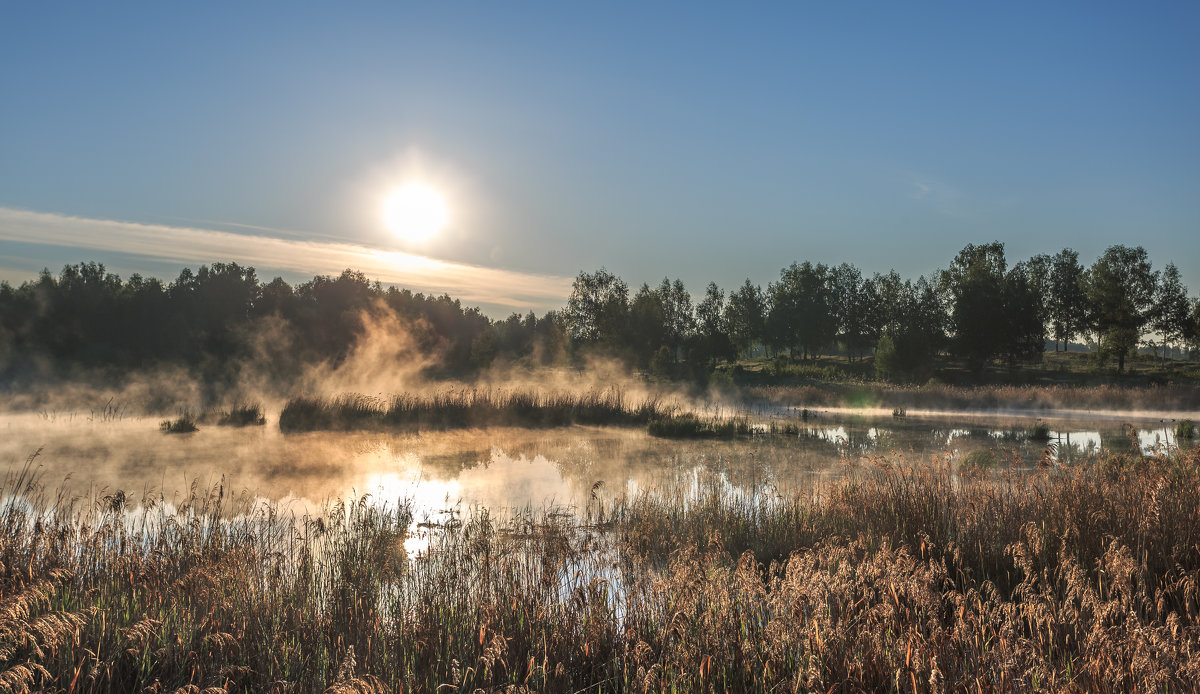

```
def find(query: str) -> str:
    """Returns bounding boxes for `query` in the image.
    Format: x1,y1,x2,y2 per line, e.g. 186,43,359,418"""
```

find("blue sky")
2,2,1197,314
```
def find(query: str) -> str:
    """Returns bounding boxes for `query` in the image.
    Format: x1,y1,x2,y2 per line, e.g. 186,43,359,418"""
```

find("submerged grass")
2,448,1199,692
279,388,676,433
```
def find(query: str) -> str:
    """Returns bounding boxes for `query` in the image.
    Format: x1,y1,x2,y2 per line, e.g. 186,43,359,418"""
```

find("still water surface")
2,409,1187,522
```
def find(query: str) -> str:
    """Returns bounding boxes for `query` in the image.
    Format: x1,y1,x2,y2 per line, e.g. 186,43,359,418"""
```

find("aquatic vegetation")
214,402,266,427
1026,420,1051,441
159,414,198,433
279,388,676,433
646,413,751,439
1,448,1198,691
1177,418,1196,440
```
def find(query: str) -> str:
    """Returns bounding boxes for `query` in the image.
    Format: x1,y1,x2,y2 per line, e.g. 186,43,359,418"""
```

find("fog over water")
2,407,1188,522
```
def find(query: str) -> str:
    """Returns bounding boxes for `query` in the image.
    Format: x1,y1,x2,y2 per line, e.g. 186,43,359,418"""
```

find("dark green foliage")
1047,249,1091,351
563,268,629,348
0,263,534,384
1152,263,1192,358
1087,245,1158,373
766,261,836,360
943,242,1011,367
629,283,668,368
0,244,1192,389
723,279,765,358
692,281,734,366
1001,262,1047,366
1177,419,1196,441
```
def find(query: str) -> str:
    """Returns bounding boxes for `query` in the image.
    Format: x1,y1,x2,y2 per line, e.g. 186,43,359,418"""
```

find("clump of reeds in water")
214,402,267,426
3,447,1200,691
647,413,751,438
1177,418,1196,441
279,387,675,432
1026,420,1051,441
159,413,198,433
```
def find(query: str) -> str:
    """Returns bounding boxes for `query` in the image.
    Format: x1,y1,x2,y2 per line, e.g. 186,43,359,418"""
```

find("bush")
1177,419,1196,441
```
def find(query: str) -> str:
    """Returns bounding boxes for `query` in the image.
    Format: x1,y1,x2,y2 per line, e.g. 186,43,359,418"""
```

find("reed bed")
647,414,753,439
212,403,267,427
278,388,676,433
2,448,1199,692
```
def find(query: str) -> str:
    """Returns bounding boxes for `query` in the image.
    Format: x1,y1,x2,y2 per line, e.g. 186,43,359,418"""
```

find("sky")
2,2,1198,316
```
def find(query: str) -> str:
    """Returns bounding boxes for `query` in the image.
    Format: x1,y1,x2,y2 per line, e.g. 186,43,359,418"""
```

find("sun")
384,183,448,242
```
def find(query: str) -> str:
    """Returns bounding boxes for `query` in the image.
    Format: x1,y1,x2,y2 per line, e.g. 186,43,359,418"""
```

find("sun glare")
384,183,448,242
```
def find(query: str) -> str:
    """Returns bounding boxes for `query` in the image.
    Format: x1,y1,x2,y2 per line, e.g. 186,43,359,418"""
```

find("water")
2,410,1187,515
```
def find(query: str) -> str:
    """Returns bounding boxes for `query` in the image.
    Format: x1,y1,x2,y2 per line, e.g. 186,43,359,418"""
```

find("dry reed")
1,446,1198,691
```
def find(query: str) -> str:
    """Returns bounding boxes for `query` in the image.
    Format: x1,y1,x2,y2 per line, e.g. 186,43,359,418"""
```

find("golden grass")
1,447,1198,691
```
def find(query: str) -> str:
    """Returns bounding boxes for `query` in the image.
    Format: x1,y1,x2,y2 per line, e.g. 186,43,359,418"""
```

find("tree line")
564,243,1199,377
0,242,1197,386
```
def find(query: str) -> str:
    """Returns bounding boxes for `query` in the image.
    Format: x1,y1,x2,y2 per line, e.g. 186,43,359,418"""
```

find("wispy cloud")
0,207,572,311
906,174,968,218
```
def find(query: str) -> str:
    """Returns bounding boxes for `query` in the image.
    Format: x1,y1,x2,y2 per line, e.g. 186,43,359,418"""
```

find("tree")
867,271,905,345
656,278,694,359
766,262,835,360
564,269,629,348
1086,245,1157,373
830,263,875,360
872,275,944,382
694,282,734,366
1047,249,1089,351
911,275,948,356
1024,253,1053,346
724,279,765,358
941,242,1008,369
1150,263,1191,360
1001,263,1045,367
629,283,667,368
1188,299,1200,359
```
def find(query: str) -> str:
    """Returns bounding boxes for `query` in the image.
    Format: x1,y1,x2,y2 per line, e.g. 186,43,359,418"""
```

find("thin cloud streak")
0,207,573,310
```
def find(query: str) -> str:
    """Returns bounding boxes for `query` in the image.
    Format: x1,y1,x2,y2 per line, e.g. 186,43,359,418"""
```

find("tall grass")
2,448,1199,691
279,388,676,432
212,402,266,427
646,413,752,438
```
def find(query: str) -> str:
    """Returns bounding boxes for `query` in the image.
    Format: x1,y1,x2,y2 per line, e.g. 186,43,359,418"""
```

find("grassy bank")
278,388,675,433
748,381,1200,414
2,448,1199,692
